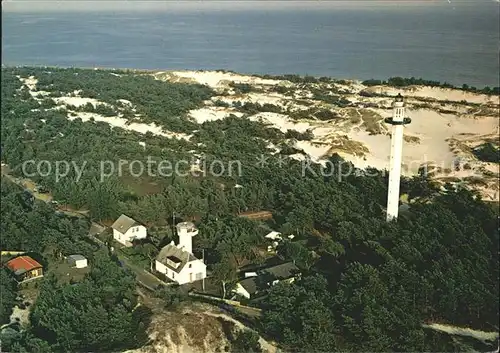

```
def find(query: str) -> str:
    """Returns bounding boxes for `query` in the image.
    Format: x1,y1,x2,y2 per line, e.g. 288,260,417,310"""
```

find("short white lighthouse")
155,221,206,285
385,94,411,222
176,221,198,254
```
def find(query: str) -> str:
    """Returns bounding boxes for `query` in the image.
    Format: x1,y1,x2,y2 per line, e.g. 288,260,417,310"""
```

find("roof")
68,254,86,261
88,222,106,236
263,262,299,279
176,221,197,233
6,256,42,274
238,262,300,295
265,231,282,240
167,255,182,264
177,221,195,229
239,277,258,295
156,243,199,273
111,214,141,234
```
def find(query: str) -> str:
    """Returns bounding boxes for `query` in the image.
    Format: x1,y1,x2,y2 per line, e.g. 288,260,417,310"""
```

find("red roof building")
5,255,43,282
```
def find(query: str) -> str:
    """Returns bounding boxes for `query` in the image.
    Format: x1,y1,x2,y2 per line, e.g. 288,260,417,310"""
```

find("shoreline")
2,65,498,94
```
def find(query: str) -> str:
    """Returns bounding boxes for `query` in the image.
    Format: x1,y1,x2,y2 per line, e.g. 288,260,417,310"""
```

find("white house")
233,262,300,299
111,214,147,247
265,231,282,241
265,231,295,252
67,254,88,269
155,222,206,285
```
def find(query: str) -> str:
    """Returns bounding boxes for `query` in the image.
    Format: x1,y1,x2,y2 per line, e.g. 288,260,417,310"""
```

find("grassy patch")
19,179,52,202
120,174,167,197
48,258,91,285
18,281,41,303
360,109,385,135
119,247,150,269
404,135,421,144
327,136,369,157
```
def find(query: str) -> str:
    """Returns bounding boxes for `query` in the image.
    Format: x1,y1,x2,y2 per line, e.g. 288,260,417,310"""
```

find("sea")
2,1,499,88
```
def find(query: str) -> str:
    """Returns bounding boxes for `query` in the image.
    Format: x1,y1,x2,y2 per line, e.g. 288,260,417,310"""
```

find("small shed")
67,255,88,269
265,231,282,241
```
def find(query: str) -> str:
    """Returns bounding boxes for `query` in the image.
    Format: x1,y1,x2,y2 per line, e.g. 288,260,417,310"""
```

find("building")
5,255,43,283
154,222,206,285
264,231,295,252
385,94,411,222
233,262,300,299
265,231,282,241
67,254,88,268
111,214,147,247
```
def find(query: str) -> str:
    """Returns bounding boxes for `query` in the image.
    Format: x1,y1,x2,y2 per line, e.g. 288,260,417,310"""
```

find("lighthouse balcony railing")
384,117,412,125
181,228,199,235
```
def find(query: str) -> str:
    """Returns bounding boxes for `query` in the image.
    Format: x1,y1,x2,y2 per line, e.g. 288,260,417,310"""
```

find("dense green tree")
29,250,145,352
211,259,238,299
0,269,17,324
2,66,498,352
231,329,262,353
262,275,338,352
473,143,499,163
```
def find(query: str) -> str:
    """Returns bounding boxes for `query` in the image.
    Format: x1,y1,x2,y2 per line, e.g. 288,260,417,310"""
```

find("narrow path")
422,323,499,343
85,222,169,290
117,253,170,290
202,310,277,353
1,168,89,218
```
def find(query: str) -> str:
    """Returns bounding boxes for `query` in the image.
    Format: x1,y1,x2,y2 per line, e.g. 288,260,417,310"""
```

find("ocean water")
2,2,499,87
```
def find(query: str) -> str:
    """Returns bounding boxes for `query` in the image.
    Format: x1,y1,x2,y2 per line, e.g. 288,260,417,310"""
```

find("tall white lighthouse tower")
385,94,411,222
176,221,198,254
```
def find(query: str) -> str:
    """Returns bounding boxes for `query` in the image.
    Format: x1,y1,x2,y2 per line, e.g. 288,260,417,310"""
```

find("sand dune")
365,85,498,105
162,70,283,89
16,70,498,200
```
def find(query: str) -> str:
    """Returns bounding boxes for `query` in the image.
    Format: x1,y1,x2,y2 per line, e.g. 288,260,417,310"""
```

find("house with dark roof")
154,222,206,285
233,262,300,299
155,241,206,285
5,255,43,283
111,214,147,247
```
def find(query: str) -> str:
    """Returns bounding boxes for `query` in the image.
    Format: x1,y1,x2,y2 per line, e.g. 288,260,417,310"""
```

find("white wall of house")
178,259,206,285
74,259,88,269
155,259,206,285
233,276,297,299
113,225,147,246
155,260,168,275
233,283,251,299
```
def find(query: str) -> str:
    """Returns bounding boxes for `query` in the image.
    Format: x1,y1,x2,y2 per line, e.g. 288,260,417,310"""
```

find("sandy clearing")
249,112,312,133
423,323,498,343
67,112,191,140
10,305,30,327
53,96,105,107
33,91,51,98
202,311,277,353
17,76,52,99
289,153,307,162
216,92,287,107
365,85,498,105
346,109,498,174
117,99,133,106
17,75,38,91
169,70,282,88
189,107,243,124
294,141,331,162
